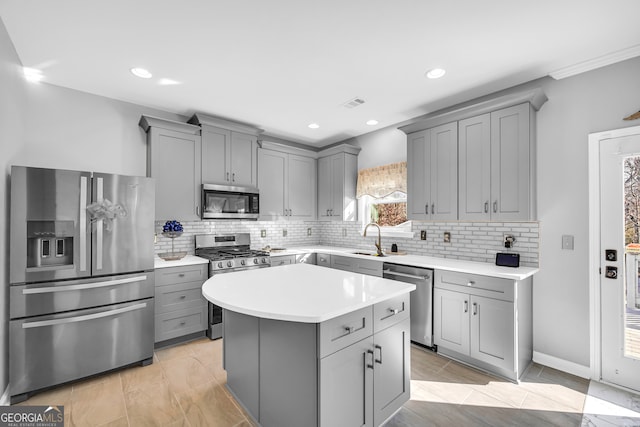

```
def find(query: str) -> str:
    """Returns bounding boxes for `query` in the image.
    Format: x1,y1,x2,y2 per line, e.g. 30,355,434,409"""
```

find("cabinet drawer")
357,258,382,277
155,264,207,286
155,281,206,314
373,293,410,333
435,270,513,302
330,255,356,271
271,255,295,266
154,306,207,342
318,306,373,358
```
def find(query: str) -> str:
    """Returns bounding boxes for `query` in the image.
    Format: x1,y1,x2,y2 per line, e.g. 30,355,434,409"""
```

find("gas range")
195,233,270,273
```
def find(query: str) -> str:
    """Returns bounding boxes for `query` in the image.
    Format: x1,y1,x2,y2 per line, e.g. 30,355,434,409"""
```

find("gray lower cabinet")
330,254,383,277
154,264,208,343
433,270,532,381
223,293,411,427
271,253,316,266
316,253,331,267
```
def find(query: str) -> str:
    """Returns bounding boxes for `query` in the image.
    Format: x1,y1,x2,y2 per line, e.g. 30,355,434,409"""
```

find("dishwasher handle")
383,269,431,281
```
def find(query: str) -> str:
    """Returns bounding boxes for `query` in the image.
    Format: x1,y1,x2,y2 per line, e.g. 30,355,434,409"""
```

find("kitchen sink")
351,251,385,257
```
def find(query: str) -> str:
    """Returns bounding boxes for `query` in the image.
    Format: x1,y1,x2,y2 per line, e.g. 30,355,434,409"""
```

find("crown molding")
549,44,640,80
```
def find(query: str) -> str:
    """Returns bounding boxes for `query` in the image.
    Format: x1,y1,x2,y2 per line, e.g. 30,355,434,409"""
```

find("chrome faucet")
363,222,384,256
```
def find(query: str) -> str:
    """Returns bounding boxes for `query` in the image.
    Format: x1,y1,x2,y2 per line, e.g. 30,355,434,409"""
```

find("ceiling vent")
342,97,365,109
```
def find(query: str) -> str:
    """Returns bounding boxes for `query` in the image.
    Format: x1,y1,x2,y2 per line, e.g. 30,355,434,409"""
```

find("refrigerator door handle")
80,175,88,272
21,302,148,329
96,176,104,271
22,275,148,295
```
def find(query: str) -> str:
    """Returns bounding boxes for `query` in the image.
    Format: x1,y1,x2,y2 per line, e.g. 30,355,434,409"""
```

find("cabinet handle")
473,302,478,315
375,344,382,364
366,350,374,369
464,300,468,313
431,204,435,215
178,273,185,277
226,172,230,181
232,172,235,182
180,321,186,326
493,200,498,213
344,326,354,334
179,295,186,299
290,209,293,216
196,205,200,217
467,280,475,286
425,204,428,214
484,201,489,213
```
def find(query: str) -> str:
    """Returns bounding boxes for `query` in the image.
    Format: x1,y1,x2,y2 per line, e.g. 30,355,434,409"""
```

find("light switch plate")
444,232,451,243
282,229,287,237
307,228,312,236
420,230,426,240
562,235,574,250
261,230,266,238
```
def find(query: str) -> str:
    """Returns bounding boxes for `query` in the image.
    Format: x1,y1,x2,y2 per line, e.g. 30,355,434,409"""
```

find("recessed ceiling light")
130,67,152,79
23,67,43,83
366,119,379,126
425,68,446,79
308,123,320,129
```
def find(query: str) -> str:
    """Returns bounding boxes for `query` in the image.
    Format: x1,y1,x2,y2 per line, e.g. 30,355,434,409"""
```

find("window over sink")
356,162,413,238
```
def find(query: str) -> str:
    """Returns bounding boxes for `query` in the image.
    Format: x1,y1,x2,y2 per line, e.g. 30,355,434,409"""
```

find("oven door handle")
21,302,148,329
22,275,148,294
383,269,430,281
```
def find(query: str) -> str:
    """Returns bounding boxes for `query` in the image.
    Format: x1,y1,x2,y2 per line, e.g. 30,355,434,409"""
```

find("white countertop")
154,255,209,269
265,245,538,280
202,264,416,323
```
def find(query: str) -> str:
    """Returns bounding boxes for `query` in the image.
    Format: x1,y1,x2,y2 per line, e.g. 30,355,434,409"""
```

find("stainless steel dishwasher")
383,263,435,348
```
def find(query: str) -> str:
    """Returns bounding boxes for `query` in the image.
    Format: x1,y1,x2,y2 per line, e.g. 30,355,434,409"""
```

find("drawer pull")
473,302,478,315
179,295,186,299
180,321,186,326
178,273,185,277
380,303,405,321
333,318,365,341
467,280,475,286
464,300,468,313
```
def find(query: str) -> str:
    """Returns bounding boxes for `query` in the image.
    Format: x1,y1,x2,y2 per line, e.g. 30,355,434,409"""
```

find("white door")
598,127,640,391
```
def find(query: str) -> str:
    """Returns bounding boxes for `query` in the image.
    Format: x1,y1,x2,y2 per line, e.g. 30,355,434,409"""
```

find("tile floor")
14,338,640,426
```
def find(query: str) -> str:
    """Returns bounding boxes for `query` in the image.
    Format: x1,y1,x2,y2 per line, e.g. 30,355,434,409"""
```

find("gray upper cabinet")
401,87,547,222
139,116,202,221
459,103,533,220
407,122,458,220
258,141,317,220
189,113,261,187
317,144,360,221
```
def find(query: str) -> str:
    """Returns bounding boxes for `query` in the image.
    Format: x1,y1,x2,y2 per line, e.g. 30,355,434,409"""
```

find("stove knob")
253,258,258,264
227,261,233,268
217,262,223,268
261,258,267,264
241,259,246,266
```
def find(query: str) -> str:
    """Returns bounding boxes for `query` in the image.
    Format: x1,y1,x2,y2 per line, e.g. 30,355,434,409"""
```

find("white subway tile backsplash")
155,219,539,267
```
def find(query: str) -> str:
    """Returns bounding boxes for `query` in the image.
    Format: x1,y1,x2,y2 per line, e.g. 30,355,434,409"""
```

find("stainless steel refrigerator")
9,166,155,404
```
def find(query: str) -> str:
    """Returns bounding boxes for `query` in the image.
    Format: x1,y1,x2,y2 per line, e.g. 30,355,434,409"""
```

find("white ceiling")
1,0,639,147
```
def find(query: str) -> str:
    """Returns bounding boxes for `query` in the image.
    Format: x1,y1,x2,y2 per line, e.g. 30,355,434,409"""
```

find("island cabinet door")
319,336,374,427
373,318,411,427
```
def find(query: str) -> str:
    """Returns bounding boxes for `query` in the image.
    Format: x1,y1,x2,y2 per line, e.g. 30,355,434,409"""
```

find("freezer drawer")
10,298,154,402
10,272,155,319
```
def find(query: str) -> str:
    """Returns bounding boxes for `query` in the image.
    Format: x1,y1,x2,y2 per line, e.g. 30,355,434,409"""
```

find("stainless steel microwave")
202,184,259,220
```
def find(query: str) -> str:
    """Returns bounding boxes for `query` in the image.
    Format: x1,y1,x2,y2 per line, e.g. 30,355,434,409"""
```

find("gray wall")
0,17,26,397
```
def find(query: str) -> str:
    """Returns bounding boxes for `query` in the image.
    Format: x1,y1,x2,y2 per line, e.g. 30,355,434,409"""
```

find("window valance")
356,161,407,199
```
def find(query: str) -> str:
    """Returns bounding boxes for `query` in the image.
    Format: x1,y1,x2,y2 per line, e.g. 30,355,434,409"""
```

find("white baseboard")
0,384,9,406
533,351,592,379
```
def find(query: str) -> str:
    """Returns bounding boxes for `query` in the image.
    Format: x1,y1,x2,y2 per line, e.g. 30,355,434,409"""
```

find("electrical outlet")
444,232,451,243
307,228,312,236
342,228,347,237
282,229,287,237
504,234,516,249
420,230,427,240
562,235,574,250
261,230,266,238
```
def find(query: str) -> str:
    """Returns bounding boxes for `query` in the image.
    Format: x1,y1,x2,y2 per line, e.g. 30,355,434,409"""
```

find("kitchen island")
202,263,416,427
